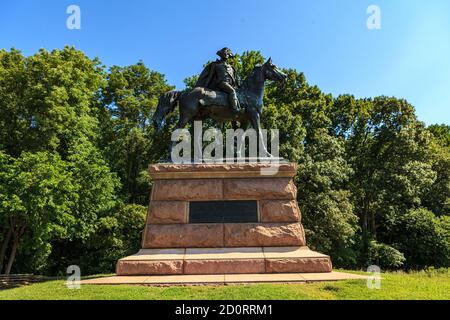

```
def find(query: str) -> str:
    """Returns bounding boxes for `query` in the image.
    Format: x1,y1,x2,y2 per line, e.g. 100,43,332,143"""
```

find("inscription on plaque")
189,201,258,223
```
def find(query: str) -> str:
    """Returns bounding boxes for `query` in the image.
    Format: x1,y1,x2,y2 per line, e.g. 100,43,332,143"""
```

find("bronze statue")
195,48,241,114
153,49,287,157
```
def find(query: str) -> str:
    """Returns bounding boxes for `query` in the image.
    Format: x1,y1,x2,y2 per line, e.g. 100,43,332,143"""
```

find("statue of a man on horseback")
195,47,241,114
152,48,287,159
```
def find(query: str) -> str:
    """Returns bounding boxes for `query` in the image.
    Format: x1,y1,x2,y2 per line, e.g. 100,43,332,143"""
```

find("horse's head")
152,91,180,131
262,58,287,83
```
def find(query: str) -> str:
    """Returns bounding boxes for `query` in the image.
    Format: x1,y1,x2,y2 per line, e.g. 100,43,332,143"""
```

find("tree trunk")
0,228,12,274
362,212,368,241
371,210,377,239
4,224,24,276
4,232,19,276
360,197,371,264
361,200,369,241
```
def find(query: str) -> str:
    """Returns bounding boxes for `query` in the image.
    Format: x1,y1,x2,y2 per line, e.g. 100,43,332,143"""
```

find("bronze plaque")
189,201,258,223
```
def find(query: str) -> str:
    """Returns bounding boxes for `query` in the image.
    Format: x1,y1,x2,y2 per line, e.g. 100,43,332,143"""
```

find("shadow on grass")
0,274,114,291
0,275,62,291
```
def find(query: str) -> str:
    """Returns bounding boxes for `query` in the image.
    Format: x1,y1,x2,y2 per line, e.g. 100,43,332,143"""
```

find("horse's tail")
152,90,182,131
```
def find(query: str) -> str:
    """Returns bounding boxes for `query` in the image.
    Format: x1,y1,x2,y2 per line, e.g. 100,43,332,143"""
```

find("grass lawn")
0,270,449,300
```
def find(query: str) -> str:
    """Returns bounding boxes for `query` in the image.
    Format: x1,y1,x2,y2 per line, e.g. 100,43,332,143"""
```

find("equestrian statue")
152,48,287,158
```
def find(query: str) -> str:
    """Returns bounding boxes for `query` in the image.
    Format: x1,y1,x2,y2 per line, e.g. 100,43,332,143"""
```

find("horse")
152,58,287,158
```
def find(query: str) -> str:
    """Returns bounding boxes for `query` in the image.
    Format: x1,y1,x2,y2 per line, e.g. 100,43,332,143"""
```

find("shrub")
392,208,450,268
367,240,405,269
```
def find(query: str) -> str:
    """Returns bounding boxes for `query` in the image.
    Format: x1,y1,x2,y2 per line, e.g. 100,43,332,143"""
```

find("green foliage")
327,95,446,268
265,67,358,266
0,151,77,273
0,48,118,275
367,241,405,269
1,47,449,275
390,208,450,268
423,125,450,216
234,51,266,82
0,47,104,157
428,124,450,148
296,130,358,266
44,204,146,276
101,62,173,204
79,204,147,275
261,103,305,162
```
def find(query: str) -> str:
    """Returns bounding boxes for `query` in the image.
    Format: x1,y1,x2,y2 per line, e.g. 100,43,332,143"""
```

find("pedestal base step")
82,272,367,286
116,247,332,276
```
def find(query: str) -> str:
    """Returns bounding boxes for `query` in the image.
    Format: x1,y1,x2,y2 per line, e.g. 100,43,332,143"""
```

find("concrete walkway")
82,272,367,286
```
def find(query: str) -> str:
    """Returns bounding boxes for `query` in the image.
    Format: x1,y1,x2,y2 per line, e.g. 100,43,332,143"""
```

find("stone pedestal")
117,163,333,276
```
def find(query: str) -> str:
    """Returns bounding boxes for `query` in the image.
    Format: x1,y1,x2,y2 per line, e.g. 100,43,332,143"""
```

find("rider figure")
195,47,241,114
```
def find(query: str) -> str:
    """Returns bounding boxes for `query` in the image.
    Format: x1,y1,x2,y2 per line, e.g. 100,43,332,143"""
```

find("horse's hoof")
265,152,276,159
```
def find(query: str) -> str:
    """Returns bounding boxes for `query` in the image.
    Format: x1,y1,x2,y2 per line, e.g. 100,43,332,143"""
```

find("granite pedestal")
116,163,333,276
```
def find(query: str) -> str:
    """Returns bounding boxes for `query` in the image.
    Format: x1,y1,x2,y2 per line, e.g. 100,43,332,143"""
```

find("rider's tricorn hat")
217,47,233,59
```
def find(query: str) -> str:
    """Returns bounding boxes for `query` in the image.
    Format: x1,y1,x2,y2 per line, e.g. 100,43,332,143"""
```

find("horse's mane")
240,65,263,90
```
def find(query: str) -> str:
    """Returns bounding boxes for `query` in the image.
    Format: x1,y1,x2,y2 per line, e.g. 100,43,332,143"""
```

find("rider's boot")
229,92,241,115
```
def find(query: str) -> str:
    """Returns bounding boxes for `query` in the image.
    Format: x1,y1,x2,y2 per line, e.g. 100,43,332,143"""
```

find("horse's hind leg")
231,121,240,159
232,120,251,160
170,94,202,163
168,115,192,162
190,119,204,163
232,121,238,131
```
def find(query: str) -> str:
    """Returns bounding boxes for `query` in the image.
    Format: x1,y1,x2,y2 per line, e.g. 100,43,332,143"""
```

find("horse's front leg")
249,112,273,159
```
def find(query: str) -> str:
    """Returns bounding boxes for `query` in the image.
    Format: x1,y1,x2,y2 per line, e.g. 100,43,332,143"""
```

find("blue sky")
1,0,449,125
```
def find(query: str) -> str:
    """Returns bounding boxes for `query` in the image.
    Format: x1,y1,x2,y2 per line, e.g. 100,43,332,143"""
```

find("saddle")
196,87,245,110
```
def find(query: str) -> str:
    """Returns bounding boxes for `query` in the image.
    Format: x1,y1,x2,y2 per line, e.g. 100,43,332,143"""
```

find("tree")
265,69,358,266
329,95,439,265
367,240,405,269
45,203,147,275
423,125,450,216
102,62,173,204
295,130,358,266
183,54,358,265
428,124,450,148
0,152,76,275
391,208,450,268
0,47,105,157
2,46,449,273
81,204,147,274
0,47,119,274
